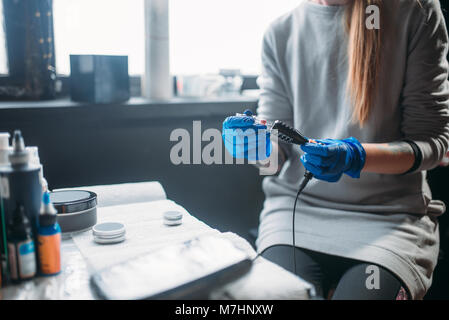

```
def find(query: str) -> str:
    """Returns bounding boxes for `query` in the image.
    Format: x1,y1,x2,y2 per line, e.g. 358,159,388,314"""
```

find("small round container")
93,222,126,244
50,190,97,233
163,210,183,226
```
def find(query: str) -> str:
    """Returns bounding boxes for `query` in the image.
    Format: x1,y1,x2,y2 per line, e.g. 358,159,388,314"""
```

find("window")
0,0,9,75
170,0,300,75
53,0,300,76
53,0,144,76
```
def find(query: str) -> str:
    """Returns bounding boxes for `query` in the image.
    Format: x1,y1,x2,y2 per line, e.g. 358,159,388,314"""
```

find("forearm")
362,142,415,174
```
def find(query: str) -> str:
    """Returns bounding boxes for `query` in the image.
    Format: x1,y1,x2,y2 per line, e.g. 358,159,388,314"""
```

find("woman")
223,0,449,299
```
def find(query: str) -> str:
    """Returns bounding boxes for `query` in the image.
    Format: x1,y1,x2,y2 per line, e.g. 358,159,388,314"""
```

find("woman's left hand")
300,137,366,182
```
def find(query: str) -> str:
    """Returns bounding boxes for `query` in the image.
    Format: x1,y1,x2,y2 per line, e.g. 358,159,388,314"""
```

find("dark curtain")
0,0,56,100
425,0,449,300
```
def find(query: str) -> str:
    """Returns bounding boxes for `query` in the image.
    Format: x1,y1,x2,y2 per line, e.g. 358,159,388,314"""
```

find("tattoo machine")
236,110,310,147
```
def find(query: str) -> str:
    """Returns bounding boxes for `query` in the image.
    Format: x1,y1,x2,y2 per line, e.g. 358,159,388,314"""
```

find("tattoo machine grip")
272,120,309,146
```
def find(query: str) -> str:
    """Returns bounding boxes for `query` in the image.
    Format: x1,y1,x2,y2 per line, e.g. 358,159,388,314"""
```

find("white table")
0,183,312,300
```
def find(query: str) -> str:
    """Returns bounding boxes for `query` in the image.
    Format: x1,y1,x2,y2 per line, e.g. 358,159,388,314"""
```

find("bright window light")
170,0,301,75
53,0,144,75
53,0,301,76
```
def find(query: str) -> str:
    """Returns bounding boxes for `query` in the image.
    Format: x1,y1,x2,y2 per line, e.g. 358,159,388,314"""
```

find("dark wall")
424,0,449,300
0,99,265,244
425,168,449,300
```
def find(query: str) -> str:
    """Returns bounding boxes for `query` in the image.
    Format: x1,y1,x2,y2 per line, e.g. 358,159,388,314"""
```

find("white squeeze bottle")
0,133,11,166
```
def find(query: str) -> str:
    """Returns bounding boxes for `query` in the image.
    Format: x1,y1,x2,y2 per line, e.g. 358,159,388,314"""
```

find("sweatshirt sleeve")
401,0,449,172
257,27,294,158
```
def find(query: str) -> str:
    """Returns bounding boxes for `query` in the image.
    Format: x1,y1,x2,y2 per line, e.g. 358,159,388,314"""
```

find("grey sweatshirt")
255,0,449,299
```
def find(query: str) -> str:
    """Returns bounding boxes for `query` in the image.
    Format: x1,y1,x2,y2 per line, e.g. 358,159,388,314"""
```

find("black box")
69,55,130,104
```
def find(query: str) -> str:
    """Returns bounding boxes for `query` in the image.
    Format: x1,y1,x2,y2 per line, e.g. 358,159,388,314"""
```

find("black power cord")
292,171,314,275
269,120,314,274
247,118,314,272
251,170,313,267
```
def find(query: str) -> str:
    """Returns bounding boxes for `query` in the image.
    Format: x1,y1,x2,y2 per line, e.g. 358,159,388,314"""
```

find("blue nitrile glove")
222,112,272,161
300,137,366,183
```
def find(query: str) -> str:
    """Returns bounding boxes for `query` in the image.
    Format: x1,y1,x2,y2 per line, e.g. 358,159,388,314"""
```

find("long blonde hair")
345,0,384,126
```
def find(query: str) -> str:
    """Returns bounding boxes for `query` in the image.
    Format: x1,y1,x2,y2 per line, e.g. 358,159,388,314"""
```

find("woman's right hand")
222,113,272,161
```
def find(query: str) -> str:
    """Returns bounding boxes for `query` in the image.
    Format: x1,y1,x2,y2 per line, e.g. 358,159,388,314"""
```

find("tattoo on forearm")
376,142,413,155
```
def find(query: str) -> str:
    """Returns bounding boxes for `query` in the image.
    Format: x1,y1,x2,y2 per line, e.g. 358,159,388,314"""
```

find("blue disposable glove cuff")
342,137,366,179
